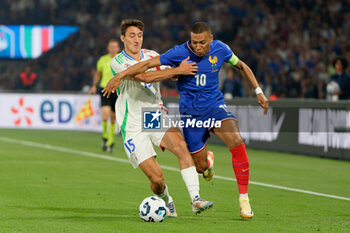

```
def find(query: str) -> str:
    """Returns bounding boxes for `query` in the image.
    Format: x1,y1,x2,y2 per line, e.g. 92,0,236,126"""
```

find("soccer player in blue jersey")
103,22,269,219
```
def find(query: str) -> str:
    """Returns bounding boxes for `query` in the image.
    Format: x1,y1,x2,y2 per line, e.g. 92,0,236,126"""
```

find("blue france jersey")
160,40,233,115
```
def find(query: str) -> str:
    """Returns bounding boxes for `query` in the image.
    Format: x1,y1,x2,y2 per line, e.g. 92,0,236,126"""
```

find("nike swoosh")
272,112,286,140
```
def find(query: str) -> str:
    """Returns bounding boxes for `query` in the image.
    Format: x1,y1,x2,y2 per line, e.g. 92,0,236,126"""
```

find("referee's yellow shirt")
97,54,114,88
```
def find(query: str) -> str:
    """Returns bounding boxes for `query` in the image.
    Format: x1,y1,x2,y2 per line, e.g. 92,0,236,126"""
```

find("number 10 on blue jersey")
195,74,206,86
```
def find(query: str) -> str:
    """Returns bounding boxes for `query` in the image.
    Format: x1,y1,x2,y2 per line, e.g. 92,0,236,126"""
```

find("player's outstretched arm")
102,56,162,97
134,57,197,83
233,60,269,115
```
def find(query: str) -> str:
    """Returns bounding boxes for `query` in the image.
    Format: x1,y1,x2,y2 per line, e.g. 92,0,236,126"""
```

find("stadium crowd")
0,0,349,99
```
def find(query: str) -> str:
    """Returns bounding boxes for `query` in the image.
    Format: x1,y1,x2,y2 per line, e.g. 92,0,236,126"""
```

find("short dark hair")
108,38,119,45
191,22,212,34
332,56,348,70
121,19,144,36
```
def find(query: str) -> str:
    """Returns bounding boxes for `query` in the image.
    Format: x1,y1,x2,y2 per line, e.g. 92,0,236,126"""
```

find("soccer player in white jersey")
104,22,270,219
110,19,213,216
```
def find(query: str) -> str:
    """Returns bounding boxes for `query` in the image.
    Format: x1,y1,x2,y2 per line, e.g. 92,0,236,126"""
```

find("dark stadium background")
0,1,349,159
0,1,349,232
1,0,349,100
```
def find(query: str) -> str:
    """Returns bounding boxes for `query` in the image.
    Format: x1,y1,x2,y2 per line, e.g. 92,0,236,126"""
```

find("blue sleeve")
159,47,180,67
217,40,234,63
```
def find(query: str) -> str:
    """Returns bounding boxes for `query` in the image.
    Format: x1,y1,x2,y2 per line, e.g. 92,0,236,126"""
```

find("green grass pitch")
0,129,349,233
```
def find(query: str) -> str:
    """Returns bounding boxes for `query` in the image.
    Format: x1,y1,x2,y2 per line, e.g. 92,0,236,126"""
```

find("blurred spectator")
262,73,276,98
269,87,287,101
17,64,38,90
0,0,348,100
315,62,329,99
327,57,350,100
300,68,318,98
221,67,242,100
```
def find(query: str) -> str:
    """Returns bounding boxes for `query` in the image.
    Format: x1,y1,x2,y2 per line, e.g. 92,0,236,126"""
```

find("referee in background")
89,39,120,153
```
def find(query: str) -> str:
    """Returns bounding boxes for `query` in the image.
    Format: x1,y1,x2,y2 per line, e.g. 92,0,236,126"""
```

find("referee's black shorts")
100,91,118,112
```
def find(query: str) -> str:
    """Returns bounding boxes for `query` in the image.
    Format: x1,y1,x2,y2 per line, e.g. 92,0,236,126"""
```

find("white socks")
240,193,249,199
181,166,200,201
156,184,170,204
156,166,200,203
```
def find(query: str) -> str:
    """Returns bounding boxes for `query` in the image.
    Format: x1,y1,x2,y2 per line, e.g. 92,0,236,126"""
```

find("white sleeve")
110,56,126,95
110,57,123,75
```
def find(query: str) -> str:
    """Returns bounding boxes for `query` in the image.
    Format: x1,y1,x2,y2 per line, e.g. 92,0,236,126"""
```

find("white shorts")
123,130,166,168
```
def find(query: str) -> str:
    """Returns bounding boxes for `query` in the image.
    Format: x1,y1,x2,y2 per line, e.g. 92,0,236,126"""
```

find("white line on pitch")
1,136,349,202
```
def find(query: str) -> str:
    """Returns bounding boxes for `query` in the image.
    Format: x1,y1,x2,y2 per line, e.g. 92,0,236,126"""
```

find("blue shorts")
180,105,236,153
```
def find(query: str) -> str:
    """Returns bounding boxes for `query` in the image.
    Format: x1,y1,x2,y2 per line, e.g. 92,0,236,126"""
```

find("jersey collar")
186,41,212,58
186,41,196,56
122,49,144,61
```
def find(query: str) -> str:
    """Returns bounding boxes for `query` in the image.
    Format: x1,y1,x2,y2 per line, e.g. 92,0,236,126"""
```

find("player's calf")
191,150,208,174
203,151,214,181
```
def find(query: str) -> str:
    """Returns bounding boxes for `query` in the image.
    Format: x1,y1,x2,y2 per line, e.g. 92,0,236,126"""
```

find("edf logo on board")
40,100,73,123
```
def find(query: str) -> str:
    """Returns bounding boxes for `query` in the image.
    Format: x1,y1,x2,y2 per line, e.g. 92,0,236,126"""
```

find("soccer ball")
139,196,167,222
326,81,340,94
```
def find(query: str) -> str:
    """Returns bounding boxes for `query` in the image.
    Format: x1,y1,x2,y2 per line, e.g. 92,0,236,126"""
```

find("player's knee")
172,140,188,156
230,137,243,148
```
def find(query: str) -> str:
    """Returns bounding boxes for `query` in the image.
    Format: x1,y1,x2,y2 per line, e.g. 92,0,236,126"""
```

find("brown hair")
191,22,212,34
108,38,119,45
121,19,144,36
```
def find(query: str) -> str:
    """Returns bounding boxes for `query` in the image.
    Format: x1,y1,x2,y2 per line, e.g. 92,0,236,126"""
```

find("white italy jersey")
110,49,168,137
